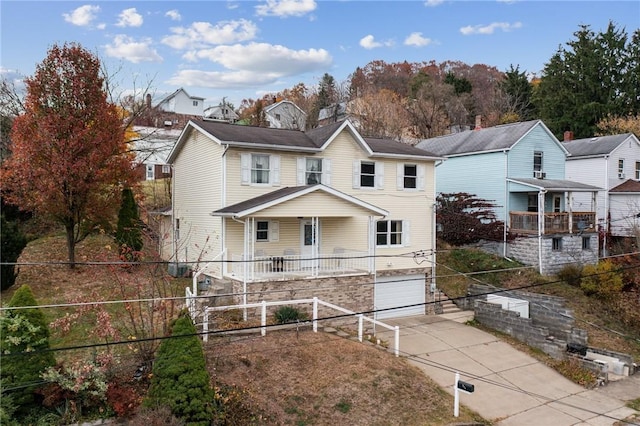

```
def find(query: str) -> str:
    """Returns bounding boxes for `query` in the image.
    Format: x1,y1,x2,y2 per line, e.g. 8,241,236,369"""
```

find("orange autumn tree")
1,43,135,268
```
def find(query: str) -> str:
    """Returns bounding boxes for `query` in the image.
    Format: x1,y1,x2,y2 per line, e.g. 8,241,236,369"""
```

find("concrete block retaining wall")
507,234,598,275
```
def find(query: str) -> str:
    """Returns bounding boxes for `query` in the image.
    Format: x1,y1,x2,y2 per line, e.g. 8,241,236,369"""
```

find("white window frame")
376,220,410,247
146,164,154,180
397,163,425,190
353,160,384,189
255,220,279,242
618,158,625,174
256,221,269,241
297,157,331,185
241,153,281,186
533,151,543,174
162,164,170,174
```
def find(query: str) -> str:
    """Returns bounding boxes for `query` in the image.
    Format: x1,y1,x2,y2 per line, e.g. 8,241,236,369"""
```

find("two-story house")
264,100,307,130
416,120,602,275
157,88,205,117
163,119,442,319
563,133,640,242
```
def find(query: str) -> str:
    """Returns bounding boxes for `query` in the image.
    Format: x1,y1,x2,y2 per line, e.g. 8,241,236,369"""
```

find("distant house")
163,118,442,319
264,100,307,130
317,102,347,127
416,120,602,275
156,88,205,117
132,126,181,181
563,132,640,238
203,104,239,123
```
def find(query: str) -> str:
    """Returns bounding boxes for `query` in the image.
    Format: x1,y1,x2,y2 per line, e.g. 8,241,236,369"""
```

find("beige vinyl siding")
172,131,223,270
251,191,380,218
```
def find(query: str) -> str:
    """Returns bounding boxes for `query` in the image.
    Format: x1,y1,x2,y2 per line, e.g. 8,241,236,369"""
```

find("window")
582,237,591,250
527,194,538,212
376,220,405,247
403,165,417,189
256,221,269,241
162,165,170,174
552,237,562,251
305,158,322,184
360,162,376,187
636,162,640,180
192,100,199,106
533,151,543,175
241,153,280,186
146,164,154,180
251,154,270,184
618,158,625,174
275,113,281,121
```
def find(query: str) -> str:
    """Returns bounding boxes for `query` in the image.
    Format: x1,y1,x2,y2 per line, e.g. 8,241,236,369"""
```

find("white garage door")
375,274,425,319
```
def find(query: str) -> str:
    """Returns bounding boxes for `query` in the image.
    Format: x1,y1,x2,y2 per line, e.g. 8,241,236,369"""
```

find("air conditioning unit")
618,172,625,179
534,171,546,179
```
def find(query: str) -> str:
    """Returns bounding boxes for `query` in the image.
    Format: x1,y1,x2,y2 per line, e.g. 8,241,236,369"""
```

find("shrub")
0,285,56,411
580,260,624,299
144,312,214,425
557,263,583,287
115,187,143,261
0,213,28,290
274,306,308,324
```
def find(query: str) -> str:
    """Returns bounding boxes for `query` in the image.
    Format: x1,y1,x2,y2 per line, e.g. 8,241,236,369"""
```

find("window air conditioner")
534,171,546,179
618,172,625,179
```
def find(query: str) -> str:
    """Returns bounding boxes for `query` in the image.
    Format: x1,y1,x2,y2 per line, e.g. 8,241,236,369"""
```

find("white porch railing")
231,250,369,280
201,297,400,357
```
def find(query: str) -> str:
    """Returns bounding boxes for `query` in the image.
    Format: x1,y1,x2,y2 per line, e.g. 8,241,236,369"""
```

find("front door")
300,219,320,269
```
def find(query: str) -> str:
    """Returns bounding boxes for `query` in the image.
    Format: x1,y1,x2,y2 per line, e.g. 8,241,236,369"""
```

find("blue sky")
1,1,639,109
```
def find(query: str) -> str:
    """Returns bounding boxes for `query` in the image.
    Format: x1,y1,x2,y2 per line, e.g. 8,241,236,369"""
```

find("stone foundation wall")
507,234,598,275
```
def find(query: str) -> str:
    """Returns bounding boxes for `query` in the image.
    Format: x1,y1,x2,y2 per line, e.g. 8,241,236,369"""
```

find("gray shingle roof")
508,178,602,191
563,134,636,158
415,120,543,156
213,186,310,215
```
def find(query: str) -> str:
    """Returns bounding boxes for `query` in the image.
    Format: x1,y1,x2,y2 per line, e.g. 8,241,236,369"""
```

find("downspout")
221,144,229,275
603,155,609,256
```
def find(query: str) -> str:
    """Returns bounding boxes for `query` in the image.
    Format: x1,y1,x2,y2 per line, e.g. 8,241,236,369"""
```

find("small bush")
144,312,214,425
557,263,583,287
580,260,623,299
128,406,184,426
274,306,308,324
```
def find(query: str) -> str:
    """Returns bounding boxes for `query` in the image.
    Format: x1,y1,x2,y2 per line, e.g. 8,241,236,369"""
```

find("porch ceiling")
507,178,602,192
211,184,388,219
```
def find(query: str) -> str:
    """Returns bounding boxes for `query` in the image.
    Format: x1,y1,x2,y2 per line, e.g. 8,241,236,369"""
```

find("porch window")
533,151,543,173
552,237,562,251
376,220,407,247
252,154,270,184
256,221,269,241
306,158,322,184
527,194,538,212
582,236,590,250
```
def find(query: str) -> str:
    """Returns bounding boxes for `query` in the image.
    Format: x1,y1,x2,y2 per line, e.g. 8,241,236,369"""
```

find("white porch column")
313,216,319,276
537,190,546,275
368,216,375,273
567,191,574,234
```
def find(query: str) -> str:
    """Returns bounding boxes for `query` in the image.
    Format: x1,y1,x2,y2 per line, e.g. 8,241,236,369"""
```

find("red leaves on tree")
1,43,135,266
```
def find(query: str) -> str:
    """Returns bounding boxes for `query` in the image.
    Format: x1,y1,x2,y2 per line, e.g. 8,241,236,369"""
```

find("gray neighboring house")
563,133,640,240
416,120,602,275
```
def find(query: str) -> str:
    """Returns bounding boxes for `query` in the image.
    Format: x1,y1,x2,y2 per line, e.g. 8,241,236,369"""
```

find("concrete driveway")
377,315,639,425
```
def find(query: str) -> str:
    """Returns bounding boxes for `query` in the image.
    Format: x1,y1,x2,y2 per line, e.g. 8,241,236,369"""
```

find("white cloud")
190,42,331,75
162,19,258,50
104,35,162,63
359,35,393,50
255,0,317,17
63,5,101,27
165,9,181,21
404,32,433,47
167,69,284,89
116,8,143,27
424,0,444,6
460,21,522,35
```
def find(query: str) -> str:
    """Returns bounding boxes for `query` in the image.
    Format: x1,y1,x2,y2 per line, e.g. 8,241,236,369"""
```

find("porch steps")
433,290,475,324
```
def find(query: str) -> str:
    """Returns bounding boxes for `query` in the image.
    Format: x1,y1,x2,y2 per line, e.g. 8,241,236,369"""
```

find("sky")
1,0,639,109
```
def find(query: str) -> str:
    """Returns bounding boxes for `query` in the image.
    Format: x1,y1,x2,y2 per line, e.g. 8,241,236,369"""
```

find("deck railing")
231,249,370,280
509,211,596,235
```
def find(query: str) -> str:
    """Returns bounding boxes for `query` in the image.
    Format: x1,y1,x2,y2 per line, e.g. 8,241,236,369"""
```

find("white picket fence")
200,297,400,357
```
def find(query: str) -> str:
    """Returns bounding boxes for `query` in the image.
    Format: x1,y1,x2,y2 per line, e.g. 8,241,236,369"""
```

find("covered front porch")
506,178,602,235
213,185,389,282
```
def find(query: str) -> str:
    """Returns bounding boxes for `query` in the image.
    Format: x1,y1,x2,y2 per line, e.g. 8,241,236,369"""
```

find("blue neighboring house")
416,120,602,275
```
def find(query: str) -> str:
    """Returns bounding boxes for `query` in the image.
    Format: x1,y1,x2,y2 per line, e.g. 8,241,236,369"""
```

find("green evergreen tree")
535,22,640,138
0,285,56,412
0,213,27,290
144,312,214,425
115,188,143,254
499,64,535,121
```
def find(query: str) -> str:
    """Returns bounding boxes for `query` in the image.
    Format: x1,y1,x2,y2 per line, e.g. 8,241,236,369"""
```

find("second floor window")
533,151,543,172
403,164,417,189
636,161,640,180
618,158,625,174
306,158,322,184
360,162,376,187
241,153,281,186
